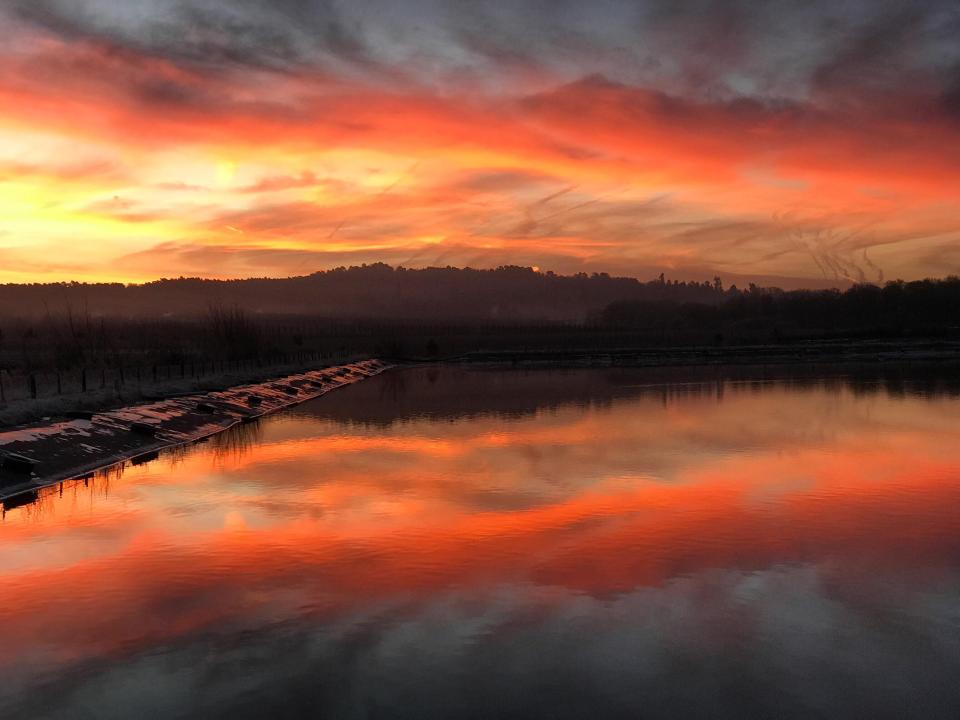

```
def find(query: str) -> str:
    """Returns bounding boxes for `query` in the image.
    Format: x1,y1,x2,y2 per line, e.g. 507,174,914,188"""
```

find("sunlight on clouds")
0,4,959,284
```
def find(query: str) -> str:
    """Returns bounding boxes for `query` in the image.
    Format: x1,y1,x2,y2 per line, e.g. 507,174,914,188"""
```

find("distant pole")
29,374,37,399
0,371,5,403
81,368,87,393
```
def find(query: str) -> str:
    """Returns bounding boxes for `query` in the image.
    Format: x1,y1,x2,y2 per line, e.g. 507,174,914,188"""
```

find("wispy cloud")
1,0,959,282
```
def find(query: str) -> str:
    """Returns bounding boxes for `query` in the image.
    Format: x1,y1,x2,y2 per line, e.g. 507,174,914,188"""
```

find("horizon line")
0,262,890,292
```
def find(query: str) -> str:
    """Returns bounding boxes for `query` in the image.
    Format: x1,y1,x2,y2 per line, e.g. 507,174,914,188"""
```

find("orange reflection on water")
1,369,960,682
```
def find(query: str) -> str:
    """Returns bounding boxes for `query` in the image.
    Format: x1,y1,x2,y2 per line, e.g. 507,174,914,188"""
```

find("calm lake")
2,365,960,719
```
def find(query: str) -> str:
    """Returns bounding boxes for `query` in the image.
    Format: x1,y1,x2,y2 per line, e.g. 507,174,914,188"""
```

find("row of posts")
0,351,332,404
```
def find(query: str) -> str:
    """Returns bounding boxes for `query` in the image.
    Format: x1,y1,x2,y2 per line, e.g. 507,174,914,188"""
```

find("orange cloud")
1,25,959,283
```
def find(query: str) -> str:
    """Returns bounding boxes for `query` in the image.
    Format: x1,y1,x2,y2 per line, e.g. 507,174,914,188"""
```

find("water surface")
2,365,960,719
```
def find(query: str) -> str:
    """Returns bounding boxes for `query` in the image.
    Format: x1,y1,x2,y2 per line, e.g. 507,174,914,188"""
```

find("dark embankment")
0,359,389,504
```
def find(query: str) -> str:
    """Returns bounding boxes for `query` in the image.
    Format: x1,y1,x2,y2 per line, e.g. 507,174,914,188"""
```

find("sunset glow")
2,1,959,284
2,374,959,671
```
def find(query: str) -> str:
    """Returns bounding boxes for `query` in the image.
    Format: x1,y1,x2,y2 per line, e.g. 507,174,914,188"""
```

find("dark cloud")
9,0,303,71
7,0,960,103
942,65,960,119
810,6,931,98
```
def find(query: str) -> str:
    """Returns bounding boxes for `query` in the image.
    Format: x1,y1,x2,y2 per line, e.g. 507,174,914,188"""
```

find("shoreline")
5,344,960,507
0,359,390,505
444,338,960,367
0,354,361,428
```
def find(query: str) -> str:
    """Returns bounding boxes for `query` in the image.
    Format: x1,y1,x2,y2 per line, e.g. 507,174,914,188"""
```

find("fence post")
29,374,37,399
82,368,87,393
57,372,62,395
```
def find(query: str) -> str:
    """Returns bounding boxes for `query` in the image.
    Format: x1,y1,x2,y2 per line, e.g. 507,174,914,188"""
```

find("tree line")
0,264,729,322
600,277,960,341
1,268,959,375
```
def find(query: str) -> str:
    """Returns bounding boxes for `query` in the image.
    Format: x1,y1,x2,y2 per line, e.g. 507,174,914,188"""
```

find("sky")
1,0,959,286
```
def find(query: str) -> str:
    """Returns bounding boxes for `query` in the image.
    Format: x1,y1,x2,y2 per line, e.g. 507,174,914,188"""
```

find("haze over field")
2,1,959,285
